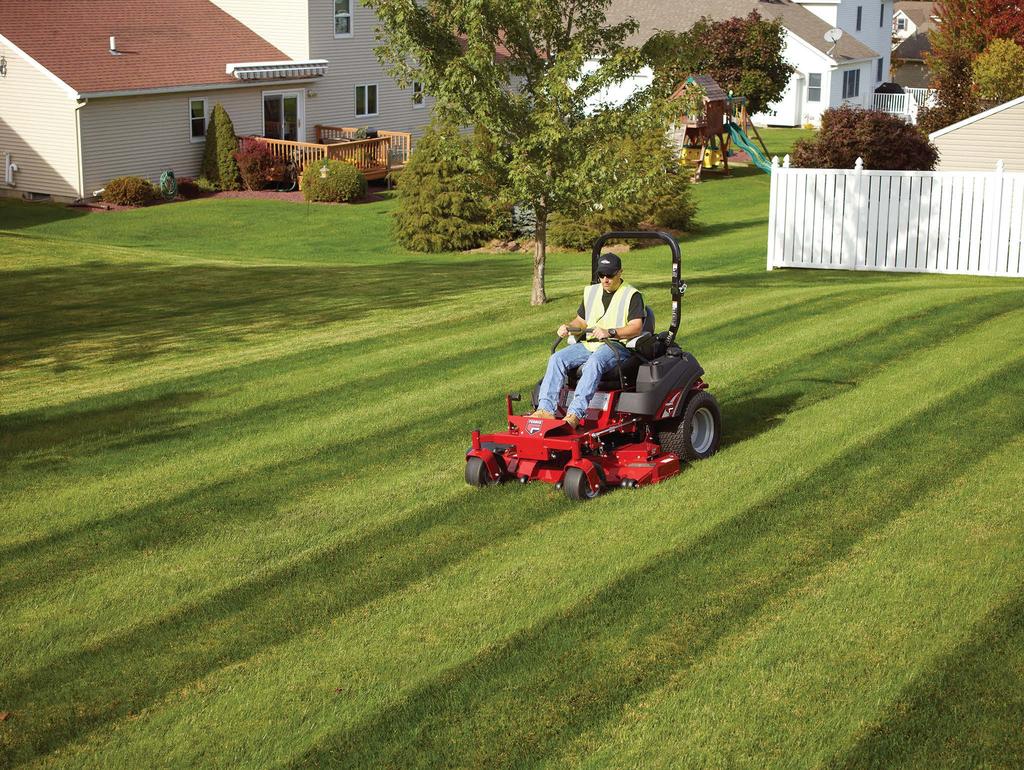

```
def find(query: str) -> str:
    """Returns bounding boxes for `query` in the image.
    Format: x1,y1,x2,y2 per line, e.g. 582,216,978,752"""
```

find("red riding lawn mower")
466,231,722,501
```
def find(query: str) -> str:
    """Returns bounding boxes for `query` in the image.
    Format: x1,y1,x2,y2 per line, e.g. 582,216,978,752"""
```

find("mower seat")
568,307,657,391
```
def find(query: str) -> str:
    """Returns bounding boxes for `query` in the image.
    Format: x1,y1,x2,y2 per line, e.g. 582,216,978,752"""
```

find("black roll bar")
591,230,686,346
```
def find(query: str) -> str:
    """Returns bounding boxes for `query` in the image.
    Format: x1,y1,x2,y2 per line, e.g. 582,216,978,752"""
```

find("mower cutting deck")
466,230,721,501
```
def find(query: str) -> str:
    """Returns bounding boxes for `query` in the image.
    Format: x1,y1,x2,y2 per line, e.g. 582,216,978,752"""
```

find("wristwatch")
608,328,617,338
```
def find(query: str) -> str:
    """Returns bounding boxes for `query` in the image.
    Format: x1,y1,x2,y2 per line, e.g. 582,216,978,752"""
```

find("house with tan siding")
0,0,434,201
929,96,1024,173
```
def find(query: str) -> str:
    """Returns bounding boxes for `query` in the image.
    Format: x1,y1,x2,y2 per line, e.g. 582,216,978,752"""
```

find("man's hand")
592,327,611,340
557,324,571,338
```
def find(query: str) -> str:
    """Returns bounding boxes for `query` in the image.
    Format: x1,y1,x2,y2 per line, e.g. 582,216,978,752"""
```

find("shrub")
792,106,938,171
101,176,156,206
648,167,698,231
548,133,698,250
393,120,496,252
234,139,280,191
195,177,219,194
301,159,367,202
176,177,202,199
200,103,240,190
972,38,1024,105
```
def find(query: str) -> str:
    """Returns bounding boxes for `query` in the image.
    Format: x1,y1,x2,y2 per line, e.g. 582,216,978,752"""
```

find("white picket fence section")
767,157,1024,277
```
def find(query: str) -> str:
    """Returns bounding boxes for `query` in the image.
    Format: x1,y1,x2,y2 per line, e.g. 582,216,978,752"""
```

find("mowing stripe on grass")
27,309,1024,768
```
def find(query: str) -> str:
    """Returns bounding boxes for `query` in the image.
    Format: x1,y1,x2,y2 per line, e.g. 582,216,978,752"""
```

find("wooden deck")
243,125,412,184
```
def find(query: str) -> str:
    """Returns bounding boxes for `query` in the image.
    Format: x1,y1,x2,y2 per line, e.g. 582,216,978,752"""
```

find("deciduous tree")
643,13,793,113
366,0,671,305
972,38,1024,105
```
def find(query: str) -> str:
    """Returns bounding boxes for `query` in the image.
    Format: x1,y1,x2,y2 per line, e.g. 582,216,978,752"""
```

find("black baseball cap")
597,253,622,275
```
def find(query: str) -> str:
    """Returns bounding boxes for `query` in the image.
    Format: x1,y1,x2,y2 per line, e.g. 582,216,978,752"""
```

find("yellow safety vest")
582,282,637,352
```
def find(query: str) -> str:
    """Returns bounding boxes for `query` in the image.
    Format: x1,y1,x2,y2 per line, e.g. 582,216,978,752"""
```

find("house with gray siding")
0,0,434,201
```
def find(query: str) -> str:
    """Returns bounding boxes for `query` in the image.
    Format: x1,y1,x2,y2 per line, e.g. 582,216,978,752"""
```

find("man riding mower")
466,231,721,501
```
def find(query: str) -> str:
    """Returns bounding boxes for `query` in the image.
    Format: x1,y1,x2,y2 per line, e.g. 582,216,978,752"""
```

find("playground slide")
725,121,773,175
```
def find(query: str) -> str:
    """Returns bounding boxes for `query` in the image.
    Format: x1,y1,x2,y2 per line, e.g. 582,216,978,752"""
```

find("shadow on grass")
2,277,1021,763
0,256,521,370
0,198,91,231
283,358,1024,769
831,591,1024,769
0,391,206,472
0,399,576,765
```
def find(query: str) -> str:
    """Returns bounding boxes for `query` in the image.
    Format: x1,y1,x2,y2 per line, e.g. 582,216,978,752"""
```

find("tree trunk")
531,211,548,305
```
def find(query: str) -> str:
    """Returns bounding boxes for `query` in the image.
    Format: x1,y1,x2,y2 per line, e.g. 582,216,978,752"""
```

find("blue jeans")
537,341,627,420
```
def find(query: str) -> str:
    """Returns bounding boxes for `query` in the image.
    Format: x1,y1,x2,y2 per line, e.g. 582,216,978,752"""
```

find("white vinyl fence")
872,89,938,124
767,157,1024,277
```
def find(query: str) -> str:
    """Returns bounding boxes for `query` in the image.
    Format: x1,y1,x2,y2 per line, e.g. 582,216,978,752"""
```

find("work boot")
530,409,555,419
563,413,582,429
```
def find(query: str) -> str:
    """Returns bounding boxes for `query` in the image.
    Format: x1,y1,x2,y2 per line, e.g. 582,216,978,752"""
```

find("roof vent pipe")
109,36,118,55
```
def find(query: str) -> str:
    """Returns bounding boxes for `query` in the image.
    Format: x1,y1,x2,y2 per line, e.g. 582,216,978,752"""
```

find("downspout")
74,97,88,201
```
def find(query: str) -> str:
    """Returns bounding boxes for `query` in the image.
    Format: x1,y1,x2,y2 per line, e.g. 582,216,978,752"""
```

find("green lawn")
2,129,1023,768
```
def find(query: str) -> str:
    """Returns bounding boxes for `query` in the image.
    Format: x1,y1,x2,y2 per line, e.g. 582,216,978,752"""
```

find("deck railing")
241,134,401,181
315,125,412,166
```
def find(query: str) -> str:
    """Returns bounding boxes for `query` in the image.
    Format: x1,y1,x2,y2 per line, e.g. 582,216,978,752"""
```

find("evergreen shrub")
792,106,938,171
201,103,241,190
301,159,367,202
101,176,156,206
548,133,698,250
393,120,495,252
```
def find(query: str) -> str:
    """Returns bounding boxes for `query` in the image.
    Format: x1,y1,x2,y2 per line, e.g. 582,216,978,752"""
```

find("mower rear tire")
656,390,721,462
563,467,602,501
465,456,492,487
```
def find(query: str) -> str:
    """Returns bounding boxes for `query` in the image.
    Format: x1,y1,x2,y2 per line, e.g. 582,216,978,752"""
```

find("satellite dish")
824,27,843,57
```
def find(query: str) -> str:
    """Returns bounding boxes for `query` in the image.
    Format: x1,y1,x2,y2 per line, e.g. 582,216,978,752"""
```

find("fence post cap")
771,155,780,168
855,157,864,171
783,154,791,168
996,159,1005,172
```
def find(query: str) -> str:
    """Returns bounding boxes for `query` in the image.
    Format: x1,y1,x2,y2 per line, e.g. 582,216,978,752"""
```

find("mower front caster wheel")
465,456,503,487
563,467,602,501
656,390,722,462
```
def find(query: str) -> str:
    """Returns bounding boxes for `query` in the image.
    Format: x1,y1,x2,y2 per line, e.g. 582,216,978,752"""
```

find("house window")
189,98,207,143
896,16,907,31
877,58,884,82
334,0,352,37
808,73,822,102
412,81,425,108
842,69,861,99
356,84,378,116
856,6,863,31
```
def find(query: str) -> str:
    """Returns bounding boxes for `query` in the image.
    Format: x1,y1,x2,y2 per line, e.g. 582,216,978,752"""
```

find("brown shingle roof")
607,0,880,63
895,2,937,28
0,0,289,95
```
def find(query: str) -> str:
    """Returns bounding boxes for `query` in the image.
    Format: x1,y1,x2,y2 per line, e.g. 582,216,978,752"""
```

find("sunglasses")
597,272,619,279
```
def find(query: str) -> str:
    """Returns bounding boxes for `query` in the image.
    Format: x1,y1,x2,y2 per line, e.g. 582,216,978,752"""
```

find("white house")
0,0,434,201
604,0,895,127
892,1,938,42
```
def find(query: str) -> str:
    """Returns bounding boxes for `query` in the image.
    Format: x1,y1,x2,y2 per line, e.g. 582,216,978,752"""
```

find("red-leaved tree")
982,0,1024,46
921,0,1024,132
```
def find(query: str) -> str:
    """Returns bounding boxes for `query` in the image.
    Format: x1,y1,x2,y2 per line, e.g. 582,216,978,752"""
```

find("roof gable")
0,0,290,96
606,0,880,63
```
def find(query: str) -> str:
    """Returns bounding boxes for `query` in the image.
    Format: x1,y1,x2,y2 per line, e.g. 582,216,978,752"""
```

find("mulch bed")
69,186,387,212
